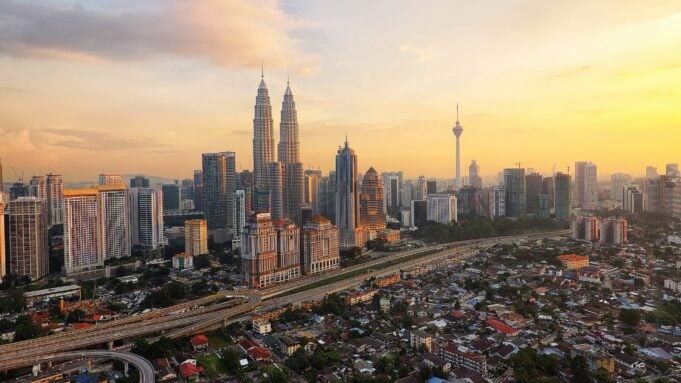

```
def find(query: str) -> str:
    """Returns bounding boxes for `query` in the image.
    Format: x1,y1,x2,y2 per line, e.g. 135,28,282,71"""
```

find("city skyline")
1,1,681,181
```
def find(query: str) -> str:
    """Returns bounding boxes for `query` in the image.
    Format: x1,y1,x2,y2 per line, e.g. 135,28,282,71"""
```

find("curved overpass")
34,351,154,383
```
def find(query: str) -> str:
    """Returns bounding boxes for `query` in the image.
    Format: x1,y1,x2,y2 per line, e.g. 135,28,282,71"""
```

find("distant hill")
64,174,178,189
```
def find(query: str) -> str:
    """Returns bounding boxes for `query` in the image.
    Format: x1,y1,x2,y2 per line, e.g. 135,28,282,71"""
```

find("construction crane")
11,166,24,183
515,162,522,169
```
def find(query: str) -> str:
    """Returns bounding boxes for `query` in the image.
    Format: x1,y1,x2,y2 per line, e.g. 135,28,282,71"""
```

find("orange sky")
1,0,680,182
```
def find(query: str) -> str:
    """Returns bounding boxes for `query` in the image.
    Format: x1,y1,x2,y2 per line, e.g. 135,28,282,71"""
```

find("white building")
129,188,164,251
233,190,246,249
172,252,194,270
64,189,102,274
98,186,131,259
426,193,457,224
575,162,598,209
8,197,49,280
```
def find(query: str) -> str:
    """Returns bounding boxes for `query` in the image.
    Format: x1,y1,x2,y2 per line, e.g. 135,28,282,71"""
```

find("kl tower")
452,103,463,189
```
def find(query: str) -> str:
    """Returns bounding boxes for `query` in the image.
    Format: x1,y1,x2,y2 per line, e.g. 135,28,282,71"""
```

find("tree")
594,368,613,383
66,309,86,324
619,309,641,327
570,356,591,383
14,315,43,341
418,365,432,381
194,254,212,269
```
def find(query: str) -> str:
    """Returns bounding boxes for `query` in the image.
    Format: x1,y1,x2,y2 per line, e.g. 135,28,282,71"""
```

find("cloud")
399,43,434,62
0,127,36,151
38,128,169,151
0,0,314,70
231,129,251,136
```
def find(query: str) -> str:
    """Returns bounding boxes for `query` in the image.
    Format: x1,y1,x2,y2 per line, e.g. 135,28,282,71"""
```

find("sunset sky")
1,0,681,182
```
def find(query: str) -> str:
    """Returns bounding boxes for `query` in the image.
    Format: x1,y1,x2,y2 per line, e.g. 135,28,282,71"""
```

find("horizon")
1,1,681,181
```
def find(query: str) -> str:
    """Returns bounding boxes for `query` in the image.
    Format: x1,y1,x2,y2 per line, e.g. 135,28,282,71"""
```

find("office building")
402,180,414,209
202,152,236,230
667,163,679,178
469,160,482,188
525,172,543,215
503,168,526,218
484,186,505,218
646,166,658,180
8,197,48,280
129,188,164,251
273,218,301,282
319,173,336,224
360,167,386,231
302,215,340,275
304,169,322,216
610,173,632,206
426,193,457,224
46,174,64,226
98,174,123,186
554,172,572,220
130,176,150,188
266,162,284,220
647,176,681,218
574,162,598,209
452,104,464,189
162,183,181,211
381,171,403,215
335,139,363,249
0,203,5,283
10,182,29,201
537,194,550,218
623,185,645,214
426,180,437,196
278,80,304,224
192,170,203,212
411,200,428,227
457,186,483,217
252,70,276,193
414,176,427,200
542,177,554,211
29,175,47,202
185,219,208,257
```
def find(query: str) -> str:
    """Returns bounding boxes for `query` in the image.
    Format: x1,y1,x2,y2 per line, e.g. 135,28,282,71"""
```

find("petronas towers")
252,71,304,225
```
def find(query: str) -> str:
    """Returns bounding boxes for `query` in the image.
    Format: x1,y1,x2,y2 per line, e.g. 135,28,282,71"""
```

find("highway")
34,351,154,383
0,230,568,373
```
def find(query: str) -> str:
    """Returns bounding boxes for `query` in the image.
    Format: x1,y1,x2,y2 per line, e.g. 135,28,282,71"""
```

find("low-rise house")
190,334,208,351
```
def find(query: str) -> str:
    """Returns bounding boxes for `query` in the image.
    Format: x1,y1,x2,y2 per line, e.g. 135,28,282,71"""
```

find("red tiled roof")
191,334,208,347
72,322,92,330
179,363,198,378
485,318,518,335
248,346,271,360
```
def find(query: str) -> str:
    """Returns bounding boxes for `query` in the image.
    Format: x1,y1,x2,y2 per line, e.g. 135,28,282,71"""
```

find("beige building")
360,167,387,232
302,215,340,275
184,219,208,256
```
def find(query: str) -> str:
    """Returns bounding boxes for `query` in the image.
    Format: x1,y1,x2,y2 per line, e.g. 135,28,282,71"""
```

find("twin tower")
252,70,304,224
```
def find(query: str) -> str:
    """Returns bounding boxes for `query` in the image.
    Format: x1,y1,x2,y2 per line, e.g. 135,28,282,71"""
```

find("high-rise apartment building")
98,186,131,260
623,185,644,214
202,152,236,230
302,215,340,275
600,218,627,244
402,180,414,209
469,160,482,188
426,180,437,196
457,186,484,217
64,187,131,274
667,163,679,178
233,190,246,245
335,139,363,250
253,72,275,194
525,173,543,215
99,174,123,186
29,175,47,202
130,176,150,188
129,188,164,251
426,193,458,224
554,172,572,220
504,168,526,218
414,176,427,201
46,174,64,226
411,200,428,228
542,177,554,211
192,170,203,212
574,162,598,209
484,186,505,218
381,171,403,215
9,182,29,201
360,167,386,232
184,219,208,257
572,216,601,241
9,197,48,280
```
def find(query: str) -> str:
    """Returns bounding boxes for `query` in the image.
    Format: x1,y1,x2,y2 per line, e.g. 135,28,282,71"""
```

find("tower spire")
261,61,264,79
456,103,459,123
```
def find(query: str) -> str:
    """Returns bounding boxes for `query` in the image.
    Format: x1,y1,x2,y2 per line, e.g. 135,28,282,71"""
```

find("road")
34,351,154,383
0,230,568,372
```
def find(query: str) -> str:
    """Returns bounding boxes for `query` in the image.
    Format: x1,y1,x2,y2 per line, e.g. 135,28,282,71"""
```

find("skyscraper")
485,185,505,218
129,187,164,251
130,176,150,188
29,175,47,201
452,104,464,189
426,180,437,195
525,172,543,215
9,197,48,280
304,169,322,216
193,170,203,212
426,193,458,224
46,174,63,226
645,166,658,180
0,203,5,283
266,162,284,220
98,185,131,260
666,163,679,178
99,174,123,186
503,168,526,218
381,171,403,215
360,167,386,232
414,176,427,201
302,215,340,275
162,183,181,212
469,160,482,188
252,69,275,193
319,173,336,223
185,219,208,257
574,161,598,209
202,152,236,230
610,173,632,206
335,138,363,250
542,177,554,210
64,189,102,274
233,190,246,247
554,172,572,220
